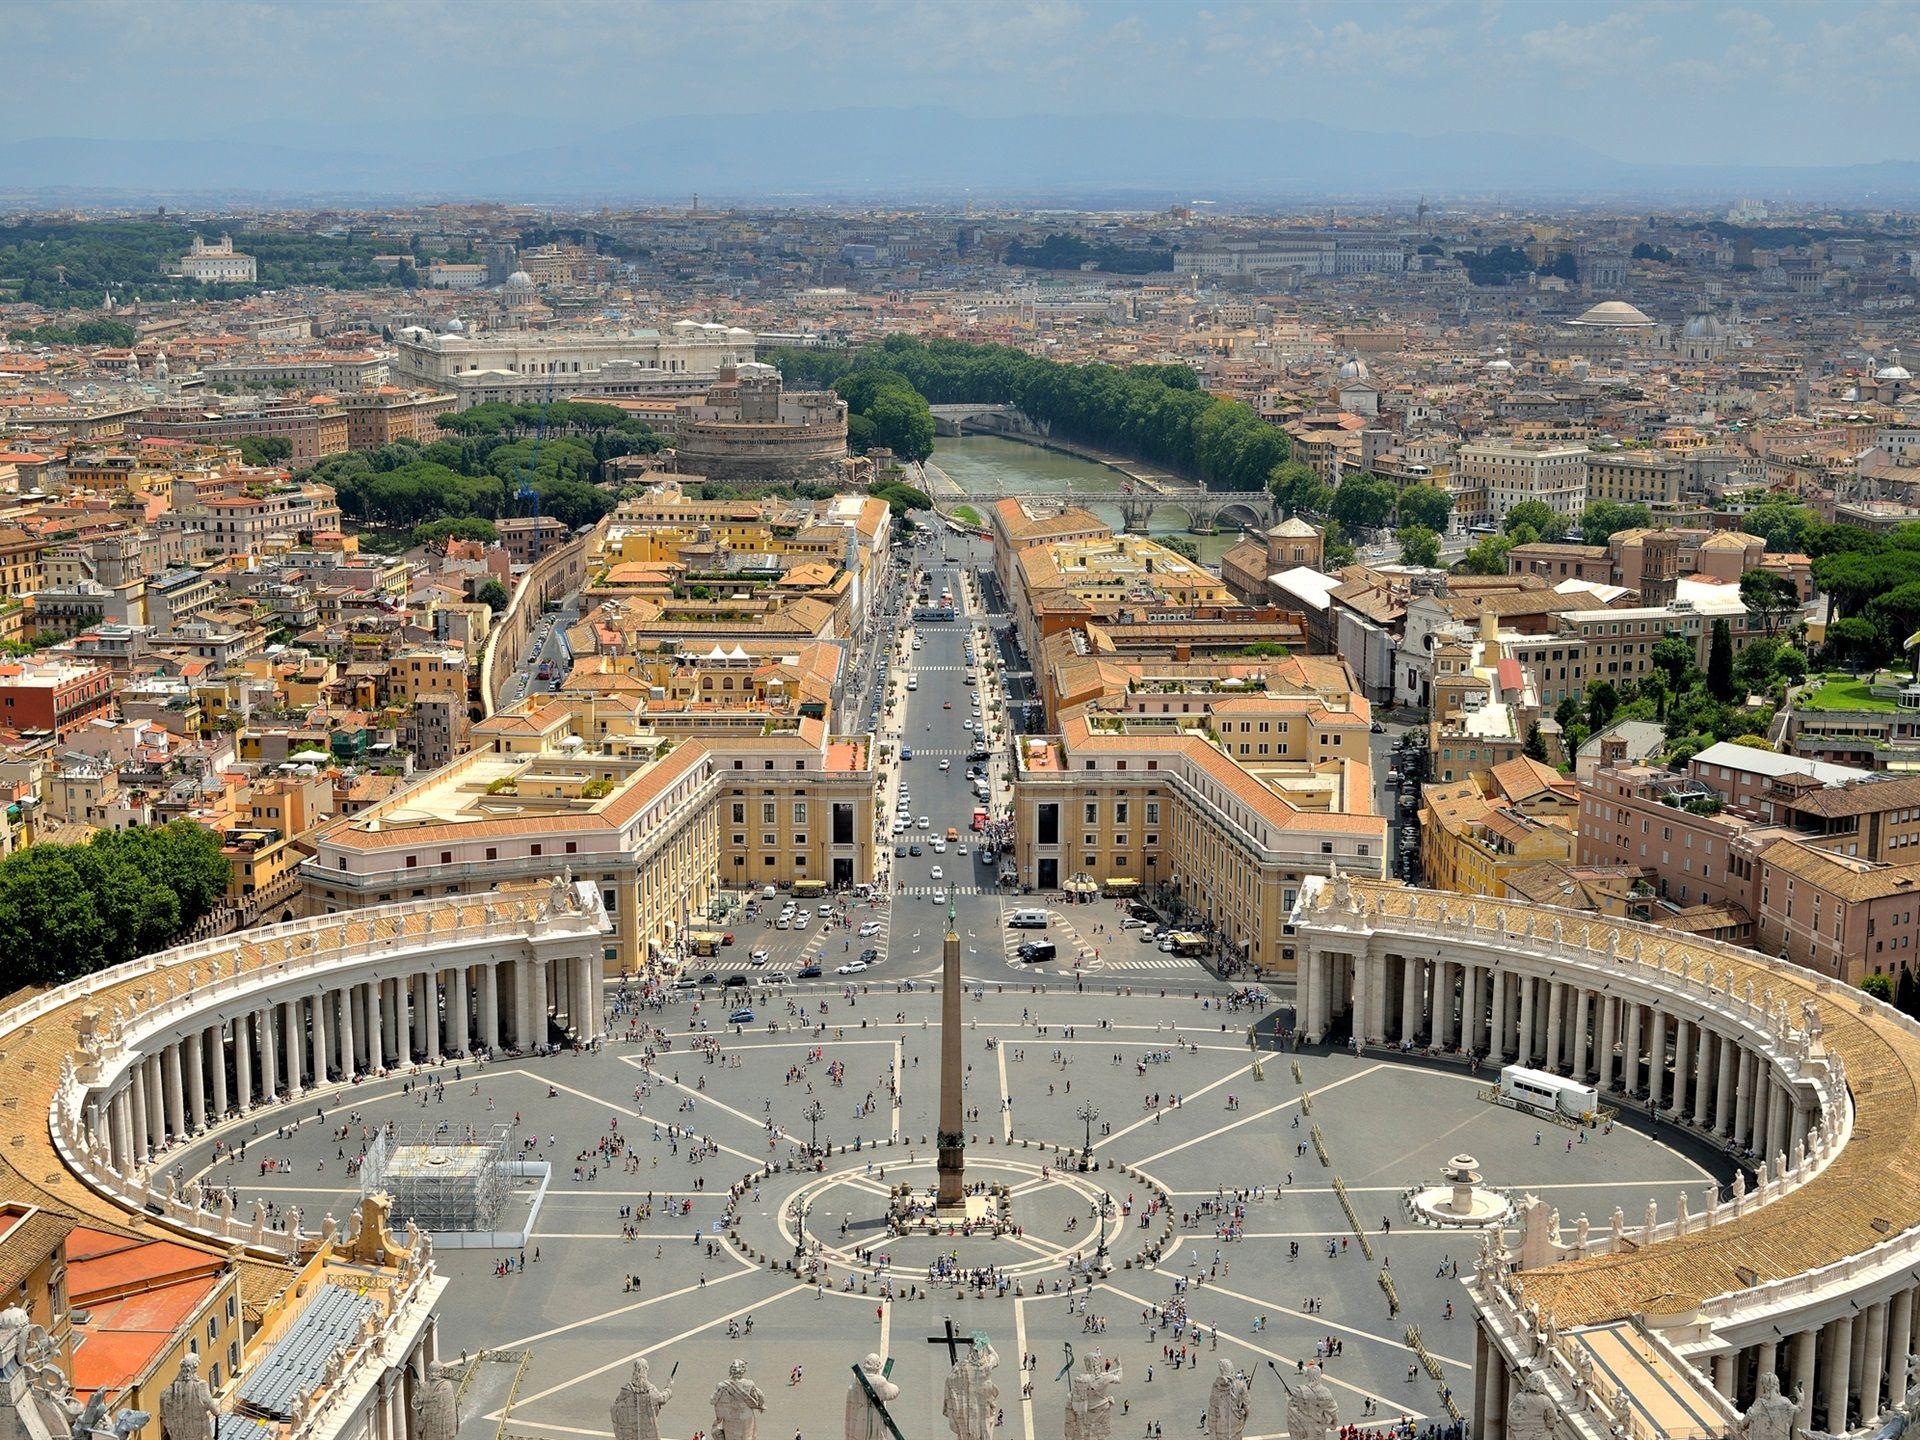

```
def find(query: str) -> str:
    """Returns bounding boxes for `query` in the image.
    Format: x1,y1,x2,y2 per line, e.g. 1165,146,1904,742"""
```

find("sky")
5,0,1918,169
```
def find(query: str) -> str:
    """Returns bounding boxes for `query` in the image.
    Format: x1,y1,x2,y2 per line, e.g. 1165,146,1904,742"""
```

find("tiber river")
929,434,1242,567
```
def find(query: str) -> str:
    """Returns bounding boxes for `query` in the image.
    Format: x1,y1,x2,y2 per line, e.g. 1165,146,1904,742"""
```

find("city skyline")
4,0,1920,202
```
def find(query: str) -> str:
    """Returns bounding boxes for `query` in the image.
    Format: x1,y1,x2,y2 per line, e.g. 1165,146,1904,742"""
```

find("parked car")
798,965,823,979
729,1008,755,1024
836,960,870,974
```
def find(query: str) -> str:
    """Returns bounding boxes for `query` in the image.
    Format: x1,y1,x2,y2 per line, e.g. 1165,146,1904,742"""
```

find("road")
504,602,578,707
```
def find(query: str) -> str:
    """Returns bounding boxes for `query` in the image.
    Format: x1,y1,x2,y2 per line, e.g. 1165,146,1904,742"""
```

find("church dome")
1570,300,1654,328
1877,348,1911,381
505,271,534,289
1337,357,1369,381
1683,314,1726,339
1485,345,1512,372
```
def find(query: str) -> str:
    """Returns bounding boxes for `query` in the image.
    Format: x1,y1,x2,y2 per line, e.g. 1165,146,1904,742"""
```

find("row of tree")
834,370,936,463
768,336,1289,491
0,822,231,987
7,317,136,347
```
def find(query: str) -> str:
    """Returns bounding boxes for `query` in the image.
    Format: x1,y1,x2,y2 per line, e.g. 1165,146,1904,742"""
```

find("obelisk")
936,886,966,1210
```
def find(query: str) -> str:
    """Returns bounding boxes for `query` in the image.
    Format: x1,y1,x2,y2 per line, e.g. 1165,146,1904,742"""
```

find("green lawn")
1803,675,1899,712
952,505,983,527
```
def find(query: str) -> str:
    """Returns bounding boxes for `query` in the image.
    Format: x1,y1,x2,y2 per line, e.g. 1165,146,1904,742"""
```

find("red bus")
971,808,987,832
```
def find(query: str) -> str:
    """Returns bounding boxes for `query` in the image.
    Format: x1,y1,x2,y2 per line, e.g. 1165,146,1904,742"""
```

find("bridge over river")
924,409,1275,534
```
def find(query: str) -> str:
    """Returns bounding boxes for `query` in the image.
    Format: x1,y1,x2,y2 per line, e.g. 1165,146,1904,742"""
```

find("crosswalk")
1091,956,1198,971
897,884,985,897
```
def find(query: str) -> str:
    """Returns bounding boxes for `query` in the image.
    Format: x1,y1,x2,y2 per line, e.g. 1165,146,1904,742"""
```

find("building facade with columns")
1292,875,1920,1439
0,888,612,1440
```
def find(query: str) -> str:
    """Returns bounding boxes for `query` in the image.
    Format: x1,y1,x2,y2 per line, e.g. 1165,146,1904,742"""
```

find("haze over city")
7,10,1920,1440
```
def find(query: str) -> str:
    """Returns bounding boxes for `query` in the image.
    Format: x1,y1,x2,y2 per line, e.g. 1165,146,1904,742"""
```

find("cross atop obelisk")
936,883,966,1210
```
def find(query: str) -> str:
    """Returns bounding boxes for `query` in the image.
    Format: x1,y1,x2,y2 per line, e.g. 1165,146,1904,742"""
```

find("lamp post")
803,1100,826,1156
1076,1101,1099,1164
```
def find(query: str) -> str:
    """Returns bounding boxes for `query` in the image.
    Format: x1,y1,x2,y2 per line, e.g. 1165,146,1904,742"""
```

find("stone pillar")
1824,1313,1854,1436
1400,957,1421,1048
1861,1297,1889,1420
1482,1347,1506,1440
479,961,500,1053
1890,1288,1915,1410
1514,974,1535,1067
1769,1081,1792,1162
1711,1353,1734,1397
1622,1001,1642,1096
1669,1016,1692,1120
1544,981,1565,1073
1570,988,1590,1079
1792,1329,1818,1437
312,989,331,1087
260,1007,280,1102
144,1055,165,1154
1490,968,1510,1062
1647,1009,1668,1110
184,1031,207,1132
109,1090,132,1170
159,1044,183,1143
1689,1027,1713,1127
1596,992,1616,1091
235,1012,254,1109
336,985,356,1079
210,1023,229,1119
531,957,550,1048
1753,1071,1773,1160
281,999,302,1094
1735,1048,1757,1149
1790,1101,1809,1158
385,977,403,1061
420,971,442,1063
1716,1032,1737,1139
1756,1340,1780,1408
447,964,470,1056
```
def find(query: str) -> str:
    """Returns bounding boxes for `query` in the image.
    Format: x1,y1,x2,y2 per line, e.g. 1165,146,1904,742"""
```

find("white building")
390,323,758,409
1456,440,1592,519
178,234,257,283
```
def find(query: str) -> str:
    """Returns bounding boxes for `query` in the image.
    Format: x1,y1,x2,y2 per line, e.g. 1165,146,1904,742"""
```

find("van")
762,885,778,900
1017,940,1057,963
1008,909,1050,929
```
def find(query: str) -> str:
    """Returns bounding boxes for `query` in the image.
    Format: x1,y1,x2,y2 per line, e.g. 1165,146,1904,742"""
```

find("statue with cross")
846,1355,900,1440
928,1319,998,1440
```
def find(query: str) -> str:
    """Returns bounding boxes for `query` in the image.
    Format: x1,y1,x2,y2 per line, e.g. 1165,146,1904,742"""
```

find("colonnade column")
365,982,384,1073
1513,975,1534,1067
1792,1330,1817,1436
479,962,500,1054
1668,1016,1692,1120
1890,1289,1915,1410
1715,1031,1737,1139
1540,981,1562,1072
1622,1001,1642,1096
145,1056,165,1154
1646,1009,1668,1110
1596,993,1616,1091
1569,988,1590,1078
1860,1299,1889,1420
1735,1048,1757,1149
281,999,302,1094
1825,1314,1854,1435
234,1012,253,1109
1400,958,1422,1048
184,1032,207,1132
1689,1027,1713,1127
210,1023,229,1119
447,964,469,1056
312,989,331,1087
336,985,356,1080
1768,1081,1792,1164
128,1059,150,1161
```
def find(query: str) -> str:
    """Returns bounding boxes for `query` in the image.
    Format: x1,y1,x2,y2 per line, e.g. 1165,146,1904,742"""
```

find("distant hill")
4,109,1919,204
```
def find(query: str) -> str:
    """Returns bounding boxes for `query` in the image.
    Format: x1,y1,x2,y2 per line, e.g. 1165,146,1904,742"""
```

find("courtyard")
166,974,1721,1440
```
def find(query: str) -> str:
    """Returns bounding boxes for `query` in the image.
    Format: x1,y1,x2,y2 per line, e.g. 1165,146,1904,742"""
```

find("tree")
1156,534,1202,562
1329,473,1397,536
1744,501,1817,553
1586,679,1621,731
1523,723,1548,763
1707,618,1735,700
1822,615,1886,669
476,579,510,613
1578,500,1653,544
1395,484,1453,532
1740,569,1800,637
1733,636,1782,695
1397,525,1442,568
236,435,293,467
1863,973,1895,1003
1269,460,1328,518
413,516,499,550
1503,501,1568,542
1652,633,1695,692
1457,531,1517,576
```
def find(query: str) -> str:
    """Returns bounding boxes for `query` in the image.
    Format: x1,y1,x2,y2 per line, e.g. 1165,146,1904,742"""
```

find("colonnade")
1298,949,1814,1162
89,952,605,1170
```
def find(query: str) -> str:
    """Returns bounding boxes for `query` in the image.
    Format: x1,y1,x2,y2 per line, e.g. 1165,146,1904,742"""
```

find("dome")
445,318,466,333
1570,300,1655,328
1337,357,1369,381
1877,348,1911,381
505,271,534,289
1683,313,1726,340
1485,345,1512,372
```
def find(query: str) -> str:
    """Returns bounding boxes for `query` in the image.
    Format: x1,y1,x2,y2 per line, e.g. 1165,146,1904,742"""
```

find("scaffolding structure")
360,1123,511,1232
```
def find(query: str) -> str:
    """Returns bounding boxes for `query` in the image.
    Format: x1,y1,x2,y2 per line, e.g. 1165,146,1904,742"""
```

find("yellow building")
1419,756,1579,898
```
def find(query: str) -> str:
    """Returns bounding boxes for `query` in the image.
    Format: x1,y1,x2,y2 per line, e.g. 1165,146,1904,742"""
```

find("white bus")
1497,1065,1598,1123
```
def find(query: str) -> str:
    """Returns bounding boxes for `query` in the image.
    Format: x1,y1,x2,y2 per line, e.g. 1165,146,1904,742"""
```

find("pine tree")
1707,619,1735,701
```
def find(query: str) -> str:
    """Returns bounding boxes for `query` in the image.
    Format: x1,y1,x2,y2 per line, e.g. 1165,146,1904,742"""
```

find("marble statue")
1062,1352,1122,1440
411,1362,457,1440
1283,1364,1338,1440
612,1360,672,1440
711,1359,766,1440
943,1342,999,1440
159,1351,218,1440
1737,1371,1797,1440
1506,1369,1558,1440
1207,1362,1249,1440
847,1354,898,1440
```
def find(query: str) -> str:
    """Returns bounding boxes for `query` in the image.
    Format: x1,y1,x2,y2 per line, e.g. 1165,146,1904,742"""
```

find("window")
405,855,417,869
1084,802,1099,824
1145,802,1160,825
1037,804,1060,845
793,802,808,827
762,802,776,825
1115,802,1129,825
